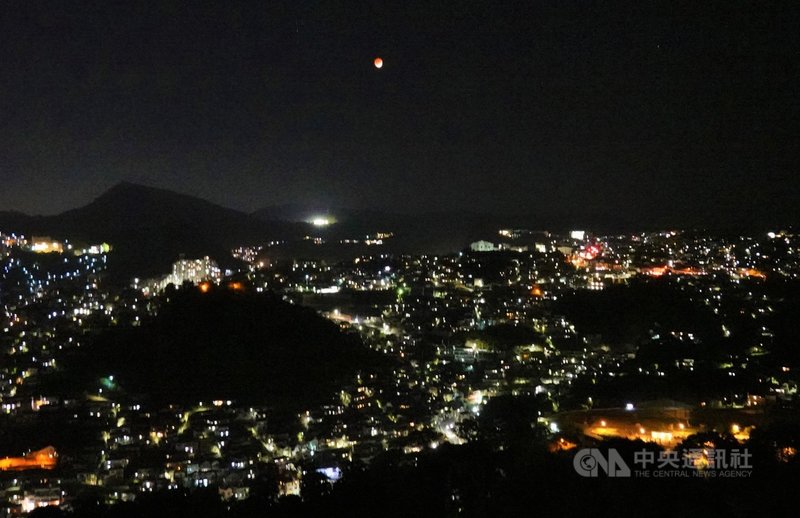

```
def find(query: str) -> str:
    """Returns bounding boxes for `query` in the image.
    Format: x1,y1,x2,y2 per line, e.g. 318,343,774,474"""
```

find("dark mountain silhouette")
0,210,35,232
2,182,794,280
0,182,306,280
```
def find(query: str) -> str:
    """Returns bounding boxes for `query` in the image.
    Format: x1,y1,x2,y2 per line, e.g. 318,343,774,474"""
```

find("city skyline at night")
1,2,799,517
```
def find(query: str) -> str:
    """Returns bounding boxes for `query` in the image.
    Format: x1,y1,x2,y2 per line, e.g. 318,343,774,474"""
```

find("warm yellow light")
0,447,57,471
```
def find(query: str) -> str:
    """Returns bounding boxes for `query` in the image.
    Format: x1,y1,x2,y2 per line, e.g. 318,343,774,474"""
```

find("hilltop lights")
310,217,335,227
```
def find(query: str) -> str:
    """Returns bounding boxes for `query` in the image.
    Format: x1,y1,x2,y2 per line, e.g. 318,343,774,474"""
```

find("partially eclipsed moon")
374,57,383,69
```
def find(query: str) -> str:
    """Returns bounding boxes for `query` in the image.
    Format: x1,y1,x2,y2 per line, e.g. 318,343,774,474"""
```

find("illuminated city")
2,221,799,515
1,2,798,517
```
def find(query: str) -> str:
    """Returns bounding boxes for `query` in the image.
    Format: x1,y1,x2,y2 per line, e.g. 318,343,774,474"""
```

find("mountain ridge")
2,182,796,280
0,182,306,280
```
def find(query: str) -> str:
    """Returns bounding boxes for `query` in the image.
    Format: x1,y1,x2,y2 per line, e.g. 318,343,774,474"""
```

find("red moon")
374,57,383,69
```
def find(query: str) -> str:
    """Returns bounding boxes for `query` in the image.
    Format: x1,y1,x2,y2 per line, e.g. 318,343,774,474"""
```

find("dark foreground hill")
47,287,382,411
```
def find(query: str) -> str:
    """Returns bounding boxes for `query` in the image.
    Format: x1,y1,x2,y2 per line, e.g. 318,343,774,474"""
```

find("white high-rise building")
143,256,222,293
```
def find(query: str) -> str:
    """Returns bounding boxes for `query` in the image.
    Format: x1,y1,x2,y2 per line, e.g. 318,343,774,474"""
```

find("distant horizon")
0,179,795,234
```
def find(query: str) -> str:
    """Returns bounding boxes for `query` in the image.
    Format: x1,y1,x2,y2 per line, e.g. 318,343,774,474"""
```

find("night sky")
1,1,797,226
